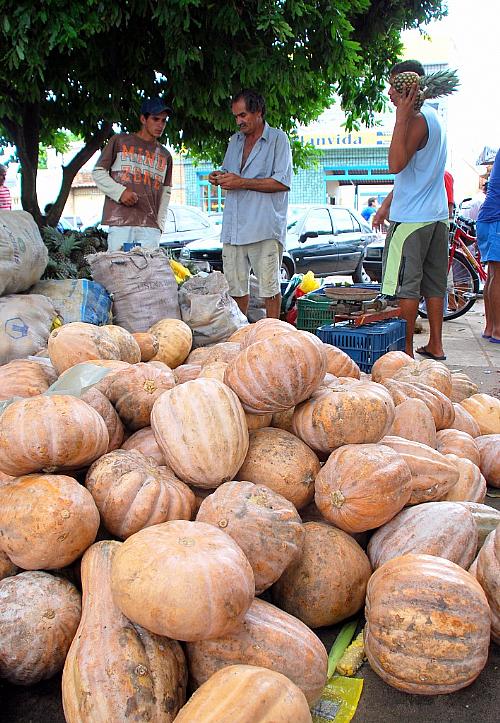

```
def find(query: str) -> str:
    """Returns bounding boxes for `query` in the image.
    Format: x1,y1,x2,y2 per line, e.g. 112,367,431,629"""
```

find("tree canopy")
0,0,445,225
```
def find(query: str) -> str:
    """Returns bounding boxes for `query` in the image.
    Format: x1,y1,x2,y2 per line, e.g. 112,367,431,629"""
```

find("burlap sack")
0,294,56,364
0,211,48,295
87,248,181,332
30,279,112,325
178,271,248,347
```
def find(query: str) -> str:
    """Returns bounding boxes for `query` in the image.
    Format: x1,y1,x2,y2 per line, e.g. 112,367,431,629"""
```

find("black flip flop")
416,347,446,361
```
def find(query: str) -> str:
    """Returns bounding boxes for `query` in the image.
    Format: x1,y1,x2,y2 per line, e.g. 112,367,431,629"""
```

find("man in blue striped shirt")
209,90,292,319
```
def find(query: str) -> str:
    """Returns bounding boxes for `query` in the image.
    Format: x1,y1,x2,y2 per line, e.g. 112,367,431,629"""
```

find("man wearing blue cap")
93,98,173,251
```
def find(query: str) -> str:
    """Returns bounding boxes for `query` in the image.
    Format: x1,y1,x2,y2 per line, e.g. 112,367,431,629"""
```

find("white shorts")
107,226,161,252
222,239,283,297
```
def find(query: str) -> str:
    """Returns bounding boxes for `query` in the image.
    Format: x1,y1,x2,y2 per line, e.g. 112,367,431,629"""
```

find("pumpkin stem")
331,490,345,508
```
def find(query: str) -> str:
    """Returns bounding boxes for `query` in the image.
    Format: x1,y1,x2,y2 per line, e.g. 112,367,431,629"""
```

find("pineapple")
390,68,459,111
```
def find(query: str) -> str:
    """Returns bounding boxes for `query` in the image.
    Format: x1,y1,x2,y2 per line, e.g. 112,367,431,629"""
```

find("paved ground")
1,299,499,722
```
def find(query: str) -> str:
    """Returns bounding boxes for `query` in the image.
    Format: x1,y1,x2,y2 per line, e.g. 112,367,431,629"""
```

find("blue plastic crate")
317,318,406,373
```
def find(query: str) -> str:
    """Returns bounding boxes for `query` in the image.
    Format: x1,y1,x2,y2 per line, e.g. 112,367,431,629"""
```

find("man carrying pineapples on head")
373,59,459,360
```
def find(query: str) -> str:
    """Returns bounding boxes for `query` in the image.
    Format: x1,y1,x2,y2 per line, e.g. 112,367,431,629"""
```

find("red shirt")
0,185,12,209
444,171,454,205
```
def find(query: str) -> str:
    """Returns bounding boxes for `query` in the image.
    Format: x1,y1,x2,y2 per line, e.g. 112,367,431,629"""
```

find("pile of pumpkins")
0,317,499,722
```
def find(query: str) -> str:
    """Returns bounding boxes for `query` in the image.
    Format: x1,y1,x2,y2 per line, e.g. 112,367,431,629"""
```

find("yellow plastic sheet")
299,270,321,293
311,675,364,723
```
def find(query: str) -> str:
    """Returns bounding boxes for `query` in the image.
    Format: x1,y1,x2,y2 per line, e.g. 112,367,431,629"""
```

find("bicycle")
418,216,488,321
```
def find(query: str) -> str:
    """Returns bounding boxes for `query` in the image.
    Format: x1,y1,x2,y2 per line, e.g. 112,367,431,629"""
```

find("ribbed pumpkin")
227,324,253,344
0,394,109,476
475,434,500,487
0,358,56,400
148,318,192,368
435,429,480,466
367,501,477,570
380,436,459,504
393,358,452,398
199,361,229,382
371,351,416,383
111,520,255,641
151,379,249,488
174,363,202,383
131,332,159,361
174,665,312,723
0,474,99,569
85,450,195,539
388,397,436,447
450,402,481,437
460,393,500,435
271,521,371,628
476,525,500,643
292,382,395,454
48,321,121,374
199,342,242,365
224,331,326,414
240,318,296,348
236,428,320,510
364,554,491,694
186,598,327,705
0,571,81,685
440,455,486,503
101,324,141,363
450,371,478,402
80,386,125,452
244,411,272,430
380,378,455,430
62,541,187,722
456,502,500,551
322,344,361,379
103,362,176,430
314,443,412,532
196,481,304,593
0,551,18,581
121,426,167,465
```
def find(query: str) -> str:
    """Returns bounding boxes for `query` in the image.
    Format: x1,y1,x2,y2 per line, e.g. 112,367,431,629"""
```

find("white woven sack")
0,211,48,295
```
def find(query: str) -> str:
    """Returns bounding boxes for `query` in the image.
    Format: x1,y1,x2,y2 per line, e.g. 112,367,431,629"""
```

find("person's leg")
476,220,494,337
248,239,282,319
421,296,445,357
482,271,492,338
222,243,251,315
132,227,161,249
397,298,420,356
487,261,500,340
419,221,449,358
106,226,134,252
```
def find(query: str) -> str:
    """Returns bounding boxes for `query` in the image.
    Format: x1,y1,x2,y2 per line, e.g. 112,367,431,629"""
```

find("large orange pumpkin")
236,427,320,510
476,525,500,643
0,394,109,476
380,378,455,430
186,598,327,705
0,551,18,581
0,358,56,400
450,402,481,437
62,541,187,722
371,351,416,383
271,521,371,628
151,379,249,488
240,318,296,348
148,318,192,368
440,455,486,503
0,474,99,569
314,443,412,532
224,330,326,414
456,502,500,552
475,434,500,487
0,571,81,685
364,554,491,694
292,382,395,453
131,332,159,361
450,371,478,402
380,436,459,504
174,363,202,383
103,362,176,430
387,397,437,447
174,665,312,723
393,358,452,398
435,429,480,466
110,520,255,641
86,449,195,539
322,344,361,379
367,501,477,570
460,393,500,435
48,321,121,374
100,324,141,363
196,480,304,593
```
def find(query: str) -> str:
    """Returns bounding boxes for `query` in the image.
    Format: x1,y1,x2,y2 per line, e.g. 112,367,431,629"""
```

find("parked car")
363,235,385,282
180,204,376,281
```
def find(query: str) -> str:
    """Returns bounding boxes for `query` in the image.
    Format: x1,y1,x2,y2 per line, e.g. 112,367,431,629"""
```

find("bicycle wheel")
418,252,480,321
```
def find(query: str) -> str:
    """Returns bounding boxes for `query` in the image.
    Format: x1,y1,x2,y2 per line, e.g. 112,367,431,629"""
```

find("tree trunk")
1,104,113,229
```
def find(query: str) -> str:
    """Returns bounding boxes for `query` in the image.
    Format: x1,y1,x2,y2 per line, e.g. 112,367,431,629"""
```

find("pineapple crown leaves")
42,227,83,257
421,69,460,100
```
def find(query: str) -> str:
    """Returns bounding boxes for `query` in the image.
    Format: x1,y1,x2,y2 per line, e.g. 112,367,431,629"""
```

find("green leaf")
327,621,358,679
